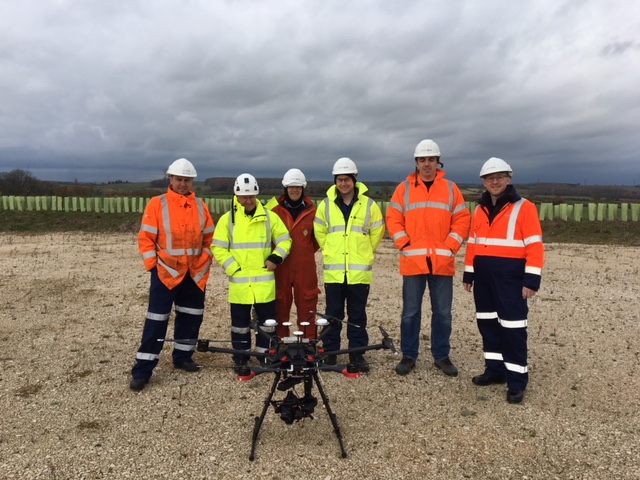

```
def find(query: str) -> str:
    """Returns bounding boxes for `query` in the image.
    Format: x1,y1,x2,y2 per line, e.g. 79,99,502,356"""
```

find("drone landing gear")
249,371,348,461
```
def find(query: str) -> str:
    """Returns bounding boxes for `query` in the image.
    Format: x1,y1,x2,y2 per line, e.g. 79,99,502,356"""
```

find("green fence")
1,196,639,221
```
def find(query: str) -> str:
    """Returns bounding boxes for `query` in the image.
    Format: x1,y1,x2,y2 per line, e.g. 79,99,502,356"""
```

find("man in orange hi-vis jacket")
386,139,470,378
463,157,544,404
130,158,215,392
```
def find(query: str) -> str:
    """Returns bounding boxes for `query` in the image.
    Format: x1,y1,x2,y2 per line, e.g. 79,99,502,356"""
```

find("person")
265,168,321,340
314,158,385,372
386,139,470,377
130,158,215,391
463,157,544,404
212,173,292,373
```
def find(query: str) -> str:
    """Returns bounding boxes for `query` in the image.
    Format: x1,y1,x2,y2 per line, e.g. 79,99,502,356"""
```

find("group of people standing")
129,139,544,405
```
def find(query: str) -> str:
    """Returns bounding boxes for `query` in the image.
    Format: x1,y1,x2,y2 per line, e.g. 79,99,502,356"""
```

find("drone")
192,311,398,460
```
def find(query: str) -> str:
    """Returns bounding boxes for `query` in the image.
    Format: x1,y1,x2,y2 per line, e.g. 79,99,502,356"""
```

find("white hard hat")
234,173,259,196
332,157,358,175
414,139,441,158
282,168,307,187
479,157,513,177
166,158,197,178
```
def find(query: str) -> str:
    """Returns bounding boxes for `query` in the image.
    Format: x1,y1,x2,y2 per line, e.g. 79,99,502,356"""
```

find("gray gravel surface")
0,233,638,479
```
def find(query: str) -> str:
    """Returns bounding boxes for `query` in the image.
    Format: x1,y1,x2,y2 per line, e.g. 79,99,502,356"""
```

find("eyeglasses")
483,174,509,183
336,177,353,183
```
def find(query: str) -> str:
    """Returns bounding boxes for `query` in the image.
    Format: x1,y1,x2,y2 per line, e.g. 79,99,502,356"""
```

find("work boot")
324,354,338,365
349,353,370,373
434,357,458,377
507,389,525,404
129,377,148,392
233,361,250,375
472,372,507,386
395,357,416,375
174,360,201,372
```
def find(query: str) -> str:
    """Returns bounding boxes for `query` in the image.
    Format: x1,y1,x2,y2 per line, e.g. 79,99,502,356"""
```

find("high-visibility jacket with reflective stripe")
314,182,385,285
386,170,470,277
464,195,544,290
212,197,292,304
138,187,215,291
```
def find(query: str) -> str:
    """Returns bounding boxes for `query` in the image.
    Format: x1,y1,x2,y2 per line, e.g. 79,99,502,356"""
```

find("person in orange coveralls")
463,157,544,404
130,158,215,391
266,168,321,340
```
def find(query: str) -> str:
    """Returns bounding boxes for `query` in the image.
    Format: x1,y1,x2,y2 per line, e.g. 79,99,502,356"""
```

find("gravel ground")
0,233,639,479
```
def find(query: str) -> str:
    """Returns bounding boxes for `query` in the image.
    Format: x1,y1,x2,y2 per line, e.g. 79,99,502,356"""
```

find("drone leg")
249,371,281,461
312,372,348,458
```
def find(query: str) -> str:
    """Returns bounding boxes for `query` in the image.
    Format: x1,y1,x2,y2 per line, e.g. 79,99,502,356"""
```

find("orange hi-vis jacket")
464,193,544,290
138,187,215,291
386,170,470,277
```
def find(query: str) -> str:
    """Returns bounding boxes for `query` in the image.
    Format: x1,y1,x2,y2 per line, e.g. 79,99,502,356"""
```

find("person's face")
169,175,194,195
415,157,439,181
482,173,512,197
286,186,303,202
335,175,355,196
237,195,257,211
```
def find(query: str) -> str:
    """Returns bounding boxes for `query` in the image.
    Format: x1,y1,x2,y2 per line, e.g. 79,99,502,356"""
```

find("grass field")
1,210,639,245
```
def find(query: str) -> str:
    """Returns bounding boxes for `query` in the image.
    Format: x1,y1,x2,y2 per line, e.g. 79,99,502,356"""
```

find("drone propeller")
310,311,361,328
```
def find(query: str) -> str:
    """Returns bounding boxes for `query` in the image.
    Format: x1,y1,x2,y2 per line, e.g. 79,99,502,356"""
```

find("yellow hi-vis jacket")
314,182,385,285
212,197,292,304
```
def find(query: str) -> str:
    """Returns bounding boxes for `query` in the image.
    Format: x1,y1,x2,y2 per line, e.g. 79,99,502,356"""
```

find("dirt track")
0,233,639,479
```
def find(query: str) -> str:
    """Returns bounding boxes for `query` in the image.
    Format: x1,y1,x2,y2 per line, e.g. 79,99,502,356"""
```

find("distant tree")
0,169,44,195
149,178,169,188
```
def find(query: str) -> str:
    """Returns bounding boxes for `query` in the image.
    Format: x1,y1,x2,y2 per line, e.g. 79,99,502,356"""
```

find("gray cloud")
1,0,639,186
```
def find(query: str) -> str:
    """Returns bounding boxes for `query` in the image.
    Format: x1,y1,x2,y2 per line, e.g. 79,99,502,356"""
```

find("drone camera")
273,391,318,424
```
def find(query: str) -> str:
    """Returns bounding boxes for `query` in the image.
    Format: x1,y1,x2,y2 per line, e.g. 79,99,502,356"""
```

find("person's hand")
265,260,277,271
522,287,537,299
463,283,473,293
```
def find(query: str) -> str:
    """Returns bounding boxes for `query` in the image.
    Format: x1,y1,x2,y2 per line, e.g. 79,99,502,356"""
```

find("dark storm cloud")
1,0,639,186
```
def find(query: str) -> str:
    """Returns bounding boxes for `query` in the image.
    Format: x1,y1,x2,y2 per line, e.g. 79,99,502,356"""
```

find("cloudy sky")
1,0,639,186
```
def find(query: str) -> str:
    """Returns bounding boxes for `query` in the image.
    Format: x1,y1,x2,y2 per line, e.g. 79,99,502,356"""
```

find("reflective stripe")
324,264,345,271
255,346,268,353
498,318,528,328
273,245,288,258
230,274,274,284
147,312,171,321
464,265,474,273
261,324,276,333
524,235,544,246
402,249,428,257
435,248,453,257
158,258,180,278
476,311,498,320
448,232,463,244
314,217,327,227
136,352,159,361
232,326,251,334
526,266,542,275
232,242,271,249
328,225,346,233
274,233,291,244
392,231,408,242
505,361,528,373
222,258,236,270
475,237,526,248
141,251,156,260
174,342,196,352
388,200,403,213
484,352,504,361
347,264,373,272
175,305,204,315
212,238,230,248
164,248,202,256
140,224,158,234
192,263,209,285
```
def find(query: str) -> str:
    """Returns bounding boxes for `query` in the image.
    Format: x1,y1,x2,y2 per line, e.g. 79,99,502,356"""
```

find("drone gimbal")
194,311,398,460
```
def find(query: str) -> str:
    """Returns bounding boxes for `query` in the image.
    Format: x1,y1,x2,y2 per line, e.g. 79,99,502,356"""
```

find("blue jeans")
400,274,453,361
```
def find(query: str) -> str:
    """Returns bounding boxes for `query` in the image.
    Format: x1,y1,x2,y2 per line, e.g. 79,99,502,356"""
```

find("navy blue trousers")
473,257,529,390
322,281,370,351
131,268,205,380
230,302,277,364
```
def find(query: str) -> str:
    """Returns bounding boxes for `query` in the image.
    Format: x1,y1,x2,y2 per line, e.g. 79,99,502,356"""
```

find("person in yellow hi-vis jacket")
212,173,292,373
314,158,385,372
